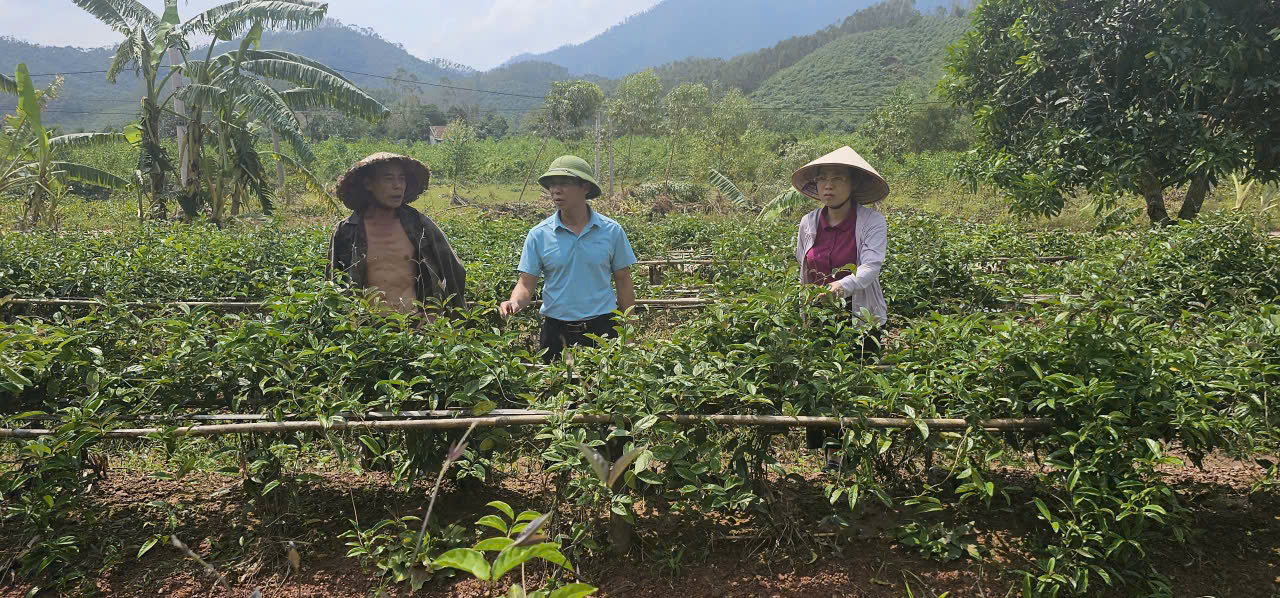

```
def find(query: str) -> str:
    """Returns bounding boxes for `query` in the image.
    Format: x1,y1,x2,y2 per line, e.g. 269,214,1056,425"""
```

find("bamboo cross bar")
3,297,713,311
10,409,553,423
0,413,1054,439
632,259,717,266
1,298,266,310
980,255,1078,263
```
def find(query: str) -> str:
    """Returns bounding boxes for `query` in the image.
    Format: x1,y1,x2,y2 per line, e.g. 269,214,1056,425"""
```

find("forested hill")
749,15,971,128
0,37,141,132
228,23,474,89
649,0,954,95
501,0,955,78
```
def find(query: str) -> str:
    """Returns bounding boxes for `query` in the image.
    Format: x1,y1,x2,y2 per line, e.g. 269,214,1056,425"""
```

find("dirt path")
2,454,1277,597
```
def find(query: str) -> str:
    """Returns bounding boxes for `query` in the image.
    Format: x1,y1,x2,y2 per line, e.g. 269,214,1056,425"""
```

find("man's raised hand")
499,299,524,317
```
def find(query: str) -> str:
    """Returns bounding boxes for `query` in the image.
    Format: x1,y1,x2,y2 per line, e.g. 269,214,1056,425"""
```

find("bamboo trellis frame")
0,412,1054,439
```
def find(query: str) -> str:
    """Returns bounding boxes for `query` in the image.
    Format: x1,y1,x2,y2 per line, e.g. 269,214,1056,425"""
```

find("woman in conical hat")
792,146,889,470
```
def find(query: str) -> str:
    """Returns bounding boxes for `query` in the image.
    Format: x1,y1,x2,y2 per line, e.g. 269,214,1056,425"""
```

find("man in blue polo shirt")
499,155,636,362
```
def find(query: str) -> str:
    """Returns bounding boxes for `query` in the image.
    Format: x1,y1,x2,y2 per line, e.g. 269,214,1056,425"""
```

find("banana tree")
73,0,181,217
2,64,131,230
73,0,385,224
174,2,385,223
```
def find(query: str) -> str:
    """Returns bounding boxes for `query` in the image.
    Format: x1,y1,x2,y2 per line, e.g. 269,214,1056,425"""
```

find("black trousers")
806,326,883,450
539,313,618,363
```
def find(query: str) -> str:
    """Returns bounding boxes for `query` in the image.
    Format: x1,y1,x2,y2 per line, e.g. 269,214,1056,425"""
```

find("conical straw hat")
334,152,431,211
791,146,889,205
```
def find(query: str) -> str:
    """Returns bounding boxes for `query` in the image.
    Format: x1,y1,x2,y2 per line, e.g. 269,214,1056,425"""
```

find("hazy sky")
0,0,664,70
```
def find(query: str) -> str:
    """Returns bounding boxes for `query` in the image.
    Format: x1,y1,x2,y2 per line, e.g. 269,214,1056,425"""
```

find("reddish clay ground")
2,451,1277,597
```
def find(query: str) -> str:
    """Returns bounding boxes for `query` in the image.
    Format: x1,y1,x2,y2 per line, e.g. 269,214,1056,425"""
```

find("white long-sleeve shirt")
795,204,888,326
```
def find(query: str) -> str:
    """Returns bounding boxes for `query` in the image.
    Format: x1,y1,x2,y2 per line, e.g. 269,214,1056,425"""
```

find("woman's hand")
815,280,846,303
825,280,845,297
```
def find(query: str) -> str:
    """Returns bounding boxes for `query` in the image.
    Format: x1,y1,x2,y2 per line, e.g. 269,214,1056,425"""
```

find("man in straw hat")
328,152,466,316
499,155,636,362
792,145,889,469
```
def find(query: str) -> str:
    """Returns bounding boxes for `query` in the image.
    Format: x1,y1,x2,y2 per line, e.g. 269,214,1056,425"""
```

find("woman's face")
814,165,854,209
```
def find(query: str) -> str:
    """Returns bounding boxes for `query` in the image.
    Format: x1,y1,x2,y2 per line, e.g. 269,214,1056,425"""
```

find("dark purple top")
803,207,859,285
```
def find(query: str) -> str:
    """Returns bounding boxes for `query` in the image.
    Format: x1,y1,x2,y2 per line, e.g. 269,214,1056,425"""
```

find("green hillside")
749,15,970,127
652,0,941,95
0,37,144,132
215,22,472,91
503,0,892,78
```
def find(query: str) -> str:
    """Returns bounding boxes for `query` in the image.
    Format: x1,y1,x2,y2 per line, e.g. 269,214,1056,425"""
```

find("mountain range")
501,0,955,78
0,0,974,131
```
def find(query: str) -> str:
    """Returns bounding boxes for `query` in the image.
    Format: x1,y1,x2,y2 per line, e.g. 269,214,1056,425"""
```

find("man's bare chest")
364,220,415,279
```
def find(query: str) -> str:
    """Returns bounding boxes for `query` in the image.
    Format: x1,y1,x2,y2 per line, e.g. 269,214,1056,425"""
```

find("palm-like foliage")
707,168,750,208
74,0,182,216
73,0,388,224
2,64,131,229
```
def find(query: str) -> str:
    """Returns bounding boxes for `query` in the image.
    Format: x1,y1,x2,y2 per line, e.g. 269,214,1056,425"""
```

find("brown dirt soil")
2,449,1278,598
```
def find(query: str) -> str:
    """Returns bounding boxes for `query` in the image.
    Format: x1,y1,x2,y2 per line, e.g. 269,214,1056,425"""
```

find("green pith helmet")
538,155,602,199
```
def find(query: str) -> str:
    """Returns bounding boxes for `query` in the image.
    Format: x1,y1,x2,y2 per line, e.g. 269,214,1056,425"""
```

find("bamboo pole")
0,414,1054,439
632,259,717,267
979,256,1078,263
11,409,553,423
0,298,266,310
1,297,712,311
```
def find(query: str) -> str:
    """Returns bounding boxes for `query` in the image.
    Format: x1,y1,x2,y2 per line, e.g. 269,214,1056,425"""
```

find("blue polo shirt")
518,209,637,321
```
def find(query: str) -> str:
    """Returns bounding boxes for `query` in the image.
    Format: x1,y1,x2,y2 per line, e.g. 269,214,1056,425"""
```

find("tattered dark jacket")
327,205,466,310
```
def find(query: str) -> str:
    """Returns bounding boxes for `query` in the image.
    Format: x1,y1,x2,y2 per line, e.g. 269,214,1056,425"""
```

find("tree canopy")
945,0,1280,223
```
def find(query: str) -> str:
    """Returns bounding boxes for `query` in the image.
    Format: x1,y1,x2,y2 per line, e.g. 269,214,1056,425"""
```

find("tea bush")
2,210,1278,595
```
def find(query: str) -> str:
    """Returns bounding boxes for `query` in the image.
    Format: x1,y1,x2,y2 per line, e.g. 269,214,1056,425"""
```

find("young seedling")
576,443,646,491
576,442,647,553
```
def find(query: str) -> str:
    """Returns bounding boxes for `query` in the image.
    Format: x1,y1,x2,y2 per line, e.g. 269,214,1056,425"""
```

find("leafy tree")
662,82,710,180
2,64,130,229
699,88,756,173
475,112,508,140
945,0,1280,223
440,117,477,199
539,80,604,139
608,70,662,137
607,70,662,188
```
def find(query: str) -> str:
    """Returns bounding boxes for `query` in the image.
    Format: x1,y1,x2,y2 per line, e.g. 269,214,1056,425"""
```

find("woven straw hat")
334,152,431,211
791,146,889,205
